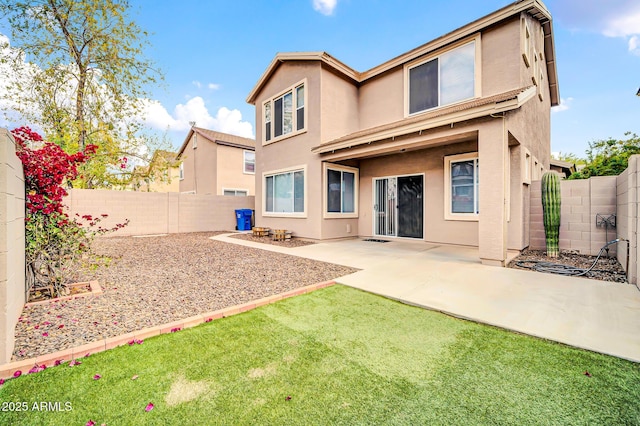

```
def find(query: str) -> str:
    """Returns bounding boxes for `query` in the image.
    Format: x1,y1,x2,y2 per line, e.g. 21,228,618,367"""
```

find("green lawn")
1,285,638,425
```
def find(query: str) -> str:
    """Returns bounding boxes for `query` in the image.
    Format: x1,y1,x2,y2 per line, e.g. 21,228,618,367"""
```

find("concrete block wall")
616,155,639,286
64,189,255,237
0,129,25,364
530,176,618,256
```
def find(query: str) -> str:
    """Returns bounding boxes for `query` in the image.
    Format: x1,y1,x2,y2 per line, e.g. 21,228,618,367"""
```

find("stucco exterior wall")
64,189,254,236
0,129,25,364
253,62,324,239
179,133,218,194
358,70,404,130
216,144,255,196
320,66,359,144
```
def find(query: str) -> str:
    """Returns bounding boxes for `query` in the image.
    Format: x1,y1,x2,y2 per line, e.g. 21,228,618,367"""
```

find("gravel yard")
508,249,628,283
13,232,358,361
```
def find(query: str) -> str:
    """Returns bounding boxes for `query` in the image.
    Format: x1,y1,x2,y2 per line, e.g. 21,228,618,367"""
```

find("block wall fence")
529,155,640,286
64,190,255,237
0,129,25,364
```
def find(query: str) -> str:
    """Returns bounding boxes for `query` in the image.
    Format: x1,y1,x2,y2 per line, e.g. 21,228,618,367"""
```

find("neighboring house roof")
247,0,559,106
312,86,536,155
176,127,255,159
549,158,576,178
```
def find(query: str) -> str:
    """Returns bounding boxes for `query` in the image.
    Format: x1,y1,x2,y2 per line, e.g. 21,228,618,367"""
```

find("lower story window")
223,189,248,196
265,169,304,213
445,153,479,219
327,168,356,213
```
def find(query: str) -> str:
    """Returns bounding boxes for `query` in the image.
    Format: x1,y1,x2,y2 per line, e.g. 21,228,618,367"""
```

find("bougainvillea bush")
12,127,128,300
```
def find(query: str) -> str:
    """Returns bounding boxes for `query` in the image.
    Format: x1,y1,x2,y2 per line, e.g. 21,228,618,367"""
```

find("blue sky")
2,0,640,157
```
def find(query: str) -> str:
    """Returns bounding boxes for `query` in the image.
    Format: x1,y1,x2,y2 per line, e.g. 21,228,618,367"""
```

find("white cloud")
552,97,573,113
313,0,337,16
629,35,640,55
192,80,202,89
207,83,220,90
602,11,640,38
141,96,253,138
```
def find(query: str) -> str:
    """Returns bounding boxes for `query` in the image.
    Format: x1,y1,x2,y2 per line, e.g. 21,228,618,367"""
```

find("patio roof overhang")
312,86,535,161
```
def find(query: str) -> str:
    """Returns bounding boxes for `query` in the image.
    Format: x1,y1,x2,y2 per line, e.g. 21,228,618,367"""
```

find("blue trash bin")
235,209,253,231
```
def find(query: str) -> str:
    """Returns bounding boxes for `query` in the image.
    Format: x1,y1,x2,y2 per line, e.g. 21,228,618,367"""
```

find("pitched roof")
312,86,536,154
176,128,255,159
247,0,559,106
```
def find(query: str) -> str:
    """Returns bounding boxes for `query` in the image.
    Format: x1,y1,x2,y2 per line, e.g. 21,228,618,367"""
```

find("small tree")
568,132,640,179
13,127,128,299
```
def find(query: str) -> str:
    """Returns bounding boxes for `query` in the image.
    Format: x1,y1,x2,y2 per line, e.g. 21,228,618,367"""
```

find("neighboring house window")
264,168,305,214
522,19,531,67
263,80,306,143
223,189,248,196
523,150,531,185
179,163,184,180
325,165,358,215
445,153,479,220
243,150,255,174
408,40,476,115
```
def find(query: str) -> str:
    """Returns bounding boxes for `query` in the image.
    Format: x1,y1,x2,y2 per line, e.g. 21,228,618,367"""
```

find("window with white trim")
263,81,305,142
265,169,305,213
326,166,357,214
223,189,248,196
445,153,479,219
522,19,531,67
408,40,476,114
243,150,255,174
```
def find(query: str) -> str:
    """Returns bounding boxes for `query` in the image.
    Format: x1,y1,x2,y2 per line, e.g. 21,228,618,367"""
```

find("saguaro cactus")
541,171,561,258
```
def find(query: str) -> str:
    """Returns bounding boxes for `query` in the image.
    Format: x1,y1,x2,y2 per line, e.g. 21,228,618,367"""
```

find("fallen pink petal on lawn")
69,359,82,367
145,402,154,412
135,339,144,344
85,420,95,426
13,371,21,378
54,360,63,366
93,374,101,380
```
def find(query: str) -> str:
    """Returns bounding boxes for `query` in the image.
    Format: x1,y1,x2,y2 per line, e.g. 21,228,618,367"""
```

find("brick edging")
24,281,103,307
0,281,335,380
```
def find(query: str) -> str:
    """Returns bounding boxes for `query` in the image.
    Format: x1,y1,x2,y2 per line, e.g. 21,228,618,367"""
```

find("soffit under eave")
175,128,195,159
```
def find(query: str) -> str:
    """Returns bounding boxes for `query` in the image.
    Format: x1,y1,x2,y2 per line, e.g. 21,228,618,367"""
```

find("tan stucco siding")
481,17,521,96
216,144,255,195
253,62,324,239
320,65,359,144
179,133,218,194
358,70,405,130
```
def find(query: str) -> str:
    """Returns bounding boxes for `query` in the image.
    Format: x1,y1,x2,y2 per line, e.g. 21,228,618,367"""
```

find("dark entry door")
397,175,424,238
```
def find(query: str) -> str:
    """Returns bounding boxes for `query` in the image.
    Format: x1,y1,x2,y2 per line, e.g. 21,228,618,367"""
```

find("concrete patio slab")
212,234,640,362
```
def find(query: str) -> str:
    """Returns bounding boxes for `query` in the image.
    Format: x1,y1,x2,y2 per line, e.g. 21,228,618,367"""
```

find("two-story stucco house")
246,0,559,266
176,127,256,196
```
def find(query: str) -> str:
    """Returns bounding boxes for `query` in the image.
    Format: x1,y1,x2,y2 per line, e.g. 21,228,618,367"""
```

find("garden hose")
514,238,626,277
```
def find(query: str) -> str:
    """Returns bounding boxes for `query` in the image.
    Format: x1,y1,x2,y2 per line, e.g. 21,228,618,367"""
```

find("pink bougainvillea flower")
86,420,96,426
93,374,101,380
34,324,39,329
43,321,51,325
42,332,49,337
145,402,154,412
69,359,82,367
584,371,592,378
135,339,143,345
113,321,118,325
58,324,64,329
285,395,292,401
84,353,90,358
0,378,5,386
54,360,63,366
13,370,21,378
128,340,135,346
205,318,213,323
56,315,62,318
170,327,181,333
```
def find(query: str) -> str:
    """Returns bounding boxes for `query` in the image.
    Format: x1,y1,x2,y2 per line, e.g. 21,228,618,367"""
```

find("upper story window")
263,80,306,143
243,150,255,174
407,39,478,115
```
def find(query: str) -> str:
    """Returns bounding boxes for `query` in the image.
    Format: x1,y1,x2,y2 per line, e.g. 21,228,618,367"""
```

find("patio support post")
478,119,508,266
